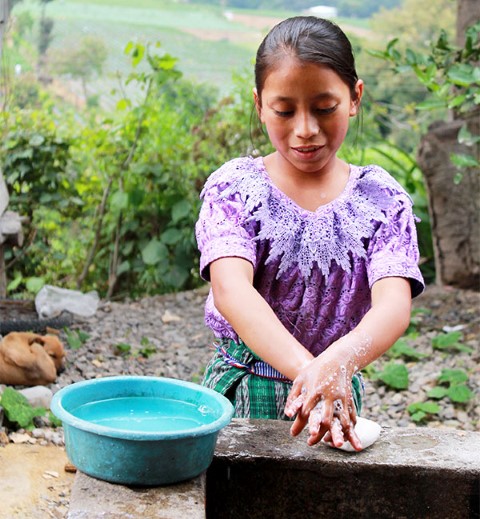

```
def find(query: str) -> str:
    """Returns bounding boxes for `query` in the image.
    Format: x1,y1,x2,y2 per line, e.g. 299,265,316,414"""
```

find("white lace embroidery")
206,158,407,280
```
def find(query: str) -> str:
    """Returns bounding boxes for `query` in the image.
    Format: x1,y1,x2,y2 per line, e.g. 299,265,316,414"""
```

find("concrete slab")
66,421,480,519
0,444,75,519
207,420,480,518
68,471,206,519
214,419,480,471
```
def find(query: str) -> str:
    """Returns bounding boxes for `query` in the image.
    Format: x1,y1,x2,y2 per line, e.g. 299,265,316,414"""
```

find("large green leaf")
0,387,46,429
378,362,409,390
447,64,478,87
447,385,474,403
141,239,168,266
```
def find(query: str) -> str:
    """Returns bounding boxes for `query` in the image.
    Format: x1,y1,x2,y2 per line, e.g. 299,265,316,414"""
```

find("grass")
14,0,259,96
49,18,253,103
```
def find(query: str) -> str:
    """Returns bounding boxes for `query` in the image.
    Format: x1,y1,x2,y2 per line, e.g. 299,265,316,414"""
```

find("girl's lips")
292,146,321,152
291,145,324,159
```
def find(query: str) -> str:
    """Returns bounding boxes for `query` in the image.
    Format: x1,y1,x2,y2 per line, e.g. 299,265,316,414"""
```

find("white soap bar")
322,416,382,452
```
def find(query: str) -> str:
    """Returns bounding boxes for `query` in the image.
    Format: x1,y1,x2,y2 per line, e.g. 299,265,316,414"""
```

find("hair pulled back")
255,16,359,101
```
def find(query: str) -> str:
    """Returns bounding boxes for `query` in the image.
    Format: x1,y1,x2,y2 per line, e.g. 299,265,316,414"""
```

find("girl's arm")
210,257,314,380
285,276,412,450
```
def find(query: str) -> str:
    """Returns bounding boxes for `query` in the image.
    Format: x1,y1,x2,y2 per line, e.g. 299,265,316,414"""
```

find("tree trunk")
416,0,480,290
417,120,479,288
0,0,10,56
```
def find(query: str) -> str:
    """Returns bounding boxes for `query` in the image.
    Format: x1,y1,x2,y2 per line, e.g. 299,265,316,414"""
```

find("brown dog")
0,332,66,386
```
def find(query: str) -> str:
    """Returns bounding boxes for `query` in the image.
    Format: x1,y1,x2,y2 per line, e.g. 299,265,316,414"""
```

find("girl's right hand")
284,346,363,451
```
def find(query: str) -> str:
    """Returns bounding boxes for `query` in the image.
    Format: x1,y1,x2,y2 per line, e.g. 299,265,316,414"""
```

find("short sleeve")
195,180,257,281
367,194,425,298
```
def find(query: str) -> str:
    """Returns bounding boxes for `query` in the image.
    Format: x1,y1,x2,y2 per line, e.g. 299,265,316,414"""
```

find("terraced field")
13,0,370,105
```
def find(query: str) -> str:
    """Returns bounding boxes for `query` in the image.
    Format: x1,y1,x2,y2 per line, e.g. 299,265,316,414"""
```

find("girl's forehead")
262,57,349,96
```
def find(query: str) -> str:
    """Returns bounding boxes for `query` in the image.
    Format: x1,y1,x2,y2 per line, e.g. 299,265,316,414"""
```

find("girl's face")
254,56,363,177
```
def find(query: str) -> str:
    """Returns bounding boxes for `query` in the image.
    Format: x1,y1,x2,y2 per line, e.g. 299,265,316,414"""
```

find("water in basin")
72,396,214,433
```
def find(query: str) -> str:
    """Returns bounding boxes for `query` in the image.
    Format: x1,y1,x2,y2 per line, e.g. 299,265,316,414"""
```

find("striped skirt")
202,338,363,420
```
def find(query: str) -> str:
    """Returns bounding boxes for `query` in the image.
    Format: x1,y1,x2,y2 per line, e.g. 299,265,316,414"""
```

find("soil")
0,444,74,519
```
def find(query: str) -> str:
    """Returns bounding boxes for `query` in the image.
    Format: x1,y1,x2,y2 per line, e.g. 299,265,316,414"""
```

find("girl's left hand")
284,346,363,451
285,279,413,451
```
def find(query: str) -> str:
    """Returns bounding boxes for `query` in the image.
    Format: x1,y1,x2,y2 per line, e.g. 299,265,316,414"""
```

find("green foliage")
432,331,473,353
0,101,82,293
13,0,257,95
64,328,91,349
138,337,157,358
371,22,480,173
438,368,469,385
74,41,205,296
427,368,474,404
408,368,474,426
50,35,108,99
387,338,427,361
2,36,229,297
407,401,440,423
0,387,46,430
405,307,431,334
372,24,480,116
374,361,409,390
114,342,132,356
113,338,156,358
48,411,63,428
2,4,443,299
1,110,74,220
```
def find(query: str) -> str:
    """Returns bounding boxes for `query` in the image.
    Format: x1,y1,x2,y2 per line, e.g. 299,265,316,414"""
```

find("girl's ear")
253,88,263,122
349,79,364,117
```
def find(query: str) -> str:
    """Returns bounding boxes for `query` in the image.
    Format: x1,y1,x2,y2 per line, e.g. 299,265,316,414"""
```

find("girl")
195,16,424,451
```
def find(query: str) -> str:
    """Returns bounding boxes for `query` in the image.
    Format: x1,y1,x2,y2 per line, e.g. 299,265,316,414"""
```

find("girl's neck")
263,153,350,212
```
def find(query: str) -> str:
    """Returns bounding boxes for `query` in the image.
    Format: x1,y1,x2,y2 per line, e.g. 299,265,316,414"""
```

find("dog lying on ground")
0,332,66,386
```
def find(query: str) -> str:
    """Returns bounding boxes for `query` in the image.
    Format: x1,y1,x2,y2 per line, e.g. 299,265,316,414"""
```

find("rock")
162,309,181,323
10,432,36,444
18,386,53,409
43,470,60,479
31,427,46,439
0,428,8,445
64,462,77,473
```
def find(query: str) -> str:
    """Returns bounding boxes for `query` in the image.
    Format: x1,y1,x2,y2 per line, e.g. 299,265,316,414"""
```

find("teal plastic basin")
51,376,234,485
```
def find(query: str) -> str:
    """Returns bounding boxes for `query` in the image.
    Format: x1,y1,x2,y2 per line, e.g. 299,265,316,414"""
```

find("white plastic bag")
35,285,100,319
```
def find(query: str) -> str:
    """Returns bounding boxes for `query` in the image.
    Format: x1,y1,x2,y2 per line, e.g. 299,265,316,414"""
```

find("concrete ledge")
208,419,480,518
67,471,206,519
67,420,480,518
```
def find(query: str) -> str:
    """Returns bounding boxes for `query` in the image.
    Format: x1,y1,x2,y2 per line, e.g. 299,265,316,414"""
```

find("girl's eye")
274,110,293,117
316,106,337,115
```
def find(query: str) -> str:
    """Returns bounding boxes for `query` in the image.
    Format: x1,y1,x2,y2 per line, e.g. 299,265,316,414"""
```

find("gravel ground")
2,283,479,445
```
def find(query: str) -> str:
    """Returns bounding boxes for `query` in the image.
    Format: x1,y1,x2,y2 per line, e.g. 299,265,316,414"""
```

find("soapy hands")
285,331,371,452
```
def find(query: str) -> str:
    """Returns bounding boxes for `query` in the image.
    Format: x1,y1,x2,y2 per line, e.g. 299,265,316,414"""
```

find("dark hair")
255,16,359,101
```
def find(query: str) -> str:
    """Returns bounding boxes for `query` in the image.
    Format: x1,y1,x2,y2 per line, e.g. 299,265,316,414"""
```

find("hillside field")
13,0,371,104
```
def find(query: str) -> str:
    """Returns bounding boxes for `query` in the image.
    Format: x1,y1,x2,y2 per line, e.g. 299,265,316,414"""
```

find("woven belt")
215,342,291,383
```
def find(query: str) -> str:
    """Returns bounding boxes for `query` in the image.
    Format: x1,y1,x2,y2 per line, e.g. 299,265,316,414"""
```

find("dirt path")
0,444,74,518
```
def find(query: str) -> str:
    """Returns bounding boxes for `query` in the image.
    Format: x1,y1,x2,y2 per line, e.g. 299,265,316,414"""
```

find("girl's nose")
295,112,320,139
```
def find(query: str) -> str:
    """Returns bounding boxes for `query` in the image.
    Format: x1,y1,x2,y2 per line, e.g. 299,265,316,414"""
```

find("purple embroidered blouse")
195,156,424,357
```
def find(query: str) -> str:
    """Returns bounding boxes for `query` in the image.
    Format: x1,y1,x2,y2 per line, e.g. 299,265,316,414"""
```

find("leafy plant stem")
76,175,113,288
106,76,154,299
